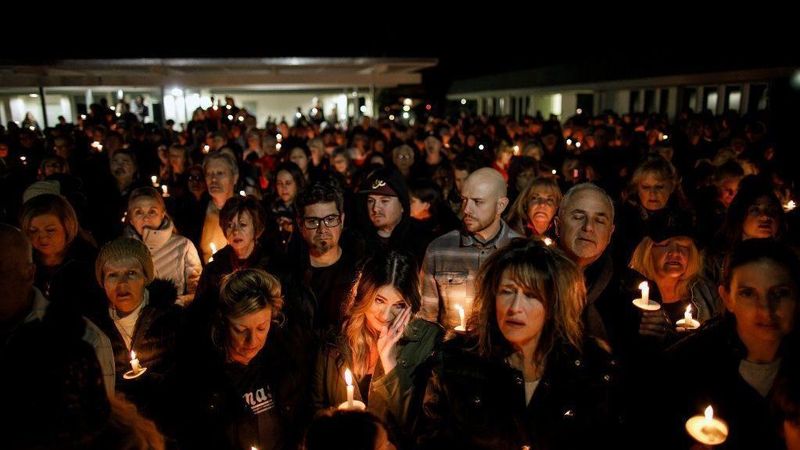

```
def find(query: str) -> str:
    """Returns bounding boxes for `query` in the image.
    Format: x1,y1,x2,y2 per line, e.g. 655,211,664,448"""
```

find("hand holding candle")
676,304,700,331
686,405,728,446
338,368,365,410
633,281,661,311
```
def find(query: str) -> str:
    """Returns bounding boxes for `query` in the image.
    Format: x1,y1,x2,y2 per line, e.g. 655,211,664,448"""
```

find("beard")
310,237,332,255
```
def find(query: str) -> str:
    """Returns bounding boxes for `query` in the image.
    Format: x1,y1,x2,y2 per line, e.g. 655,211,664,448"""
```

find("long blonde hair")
342,251,420,378
473,238,586,365
629,236,703,300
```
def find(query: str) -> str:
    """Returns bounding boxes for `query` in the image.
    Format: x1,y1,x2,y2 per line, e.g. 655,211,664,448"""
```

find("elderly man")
556,183,660,360
420,168,521,329
199,150,238,263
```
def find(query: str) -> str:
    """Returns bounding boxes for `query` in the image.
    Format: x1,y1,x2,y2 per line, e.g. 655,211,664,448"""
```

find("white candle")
543,237,553,246
161,185,169,197
639,281,650,304
130,351,141,373
454,304,466,331
344,368,354,408
203,145,210,153
684,305,693,323
685,405,728,446
150,175,158,187
208,243,217,263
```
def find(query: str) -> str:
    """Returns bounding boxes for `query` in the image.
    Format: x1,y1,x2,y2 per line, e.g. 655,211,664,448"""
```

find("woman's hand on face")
639,309,671,341
376,307,412,375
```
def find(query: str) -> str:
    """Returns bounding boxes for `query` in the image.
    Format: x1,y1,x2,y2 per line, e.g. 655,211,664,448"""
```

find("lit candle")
551,169,557,175
784,200,796,212
685,405,728,446
130,351,141,373
633,281,661,311
161,185,169,197
345,368,354,408
150,175,158,187
454,304,466,332
239,190,246,197
208,243,217,263
676,304,700,330
203,144,210,153
543,237,553,246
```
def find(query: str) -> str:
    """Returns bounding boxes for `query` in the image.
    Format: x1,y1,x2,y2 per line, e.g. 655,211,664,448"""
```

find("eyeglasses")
302,214,341,230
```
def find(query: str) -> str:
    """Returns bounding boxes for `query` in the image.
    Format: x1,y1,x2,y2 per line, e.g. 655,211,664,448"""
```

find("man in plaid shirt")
419,168,521,329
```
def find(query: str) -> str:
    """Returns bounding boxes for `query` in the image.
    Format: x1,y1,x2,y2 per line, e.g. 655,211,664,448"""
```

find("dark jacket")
652,315,795,450
177,323,314,450
87,279,181,432
313,319,444,448
417,335,625,450
35,235,104,316
363,216,433,266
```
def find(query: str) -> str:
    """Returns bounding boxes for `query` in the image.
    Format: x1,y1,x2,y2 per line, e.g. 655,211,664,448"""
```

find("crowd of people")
1,96,799,450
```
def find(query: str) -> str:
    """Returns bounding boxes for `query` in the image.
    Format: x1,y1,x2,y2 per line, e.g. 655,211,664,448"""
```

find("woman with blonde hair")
505,177,562,238
629,226,721,342
313,250,443,448
417,238,622,449
179,268,312,450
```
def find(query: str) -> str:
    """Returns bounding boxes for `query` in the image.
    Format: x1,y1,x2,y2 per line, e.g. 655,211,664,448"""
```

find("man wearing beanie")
88,237,181,438
358,167,433,265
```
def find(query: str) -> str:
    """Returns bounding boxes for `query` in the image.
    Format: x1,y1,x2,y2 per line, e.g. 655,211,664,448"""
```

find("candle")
345,368,354,408
208,243,217,263
203,144,210,154
676,304,700,330
633,281,660,311
239,190,246,197
130,351,141,373
150,175,158,187
161,185,169,197
685,405,728,446
543,237,553,246
454,304,466,331
784,200,796,212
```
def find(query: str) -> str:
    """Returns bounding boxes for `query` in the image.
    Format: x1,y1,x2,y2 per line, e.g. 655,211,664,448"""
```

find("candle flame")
685,305,692,316
161,185,168,194
210,243,217,254
454,304,464,315
705,405,713,421
344,368,353,386
150,175,157,183
638,281,648,291
543,237,553,246
784,200,796,212
130,351,136,360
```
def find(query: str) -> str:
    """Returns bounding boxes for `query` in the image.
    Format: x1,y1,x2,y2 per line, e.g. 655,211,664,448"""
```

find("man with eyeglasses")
278,181,363,331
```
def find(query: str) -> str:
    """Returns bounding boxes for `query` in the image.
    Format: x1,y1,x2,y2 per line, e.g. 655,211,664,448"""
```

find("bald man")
420,168,522,328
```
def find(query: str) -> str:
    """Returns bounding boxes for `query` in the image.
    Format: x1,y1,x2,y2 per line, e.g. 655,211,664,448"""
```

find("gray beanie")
95,238,155,286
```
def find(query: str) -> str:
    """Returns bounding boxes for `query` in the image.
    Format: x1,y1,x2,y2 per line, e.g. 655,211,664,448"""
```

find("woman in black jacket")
417,238,623,450
178,268,313,450
655,239,800,450
89,238,181,437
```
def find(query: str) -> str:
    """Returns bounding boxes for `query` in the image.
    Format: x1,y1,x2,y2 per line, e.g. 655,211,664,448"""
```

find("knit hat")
22,180,61,204
95,238,155,286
